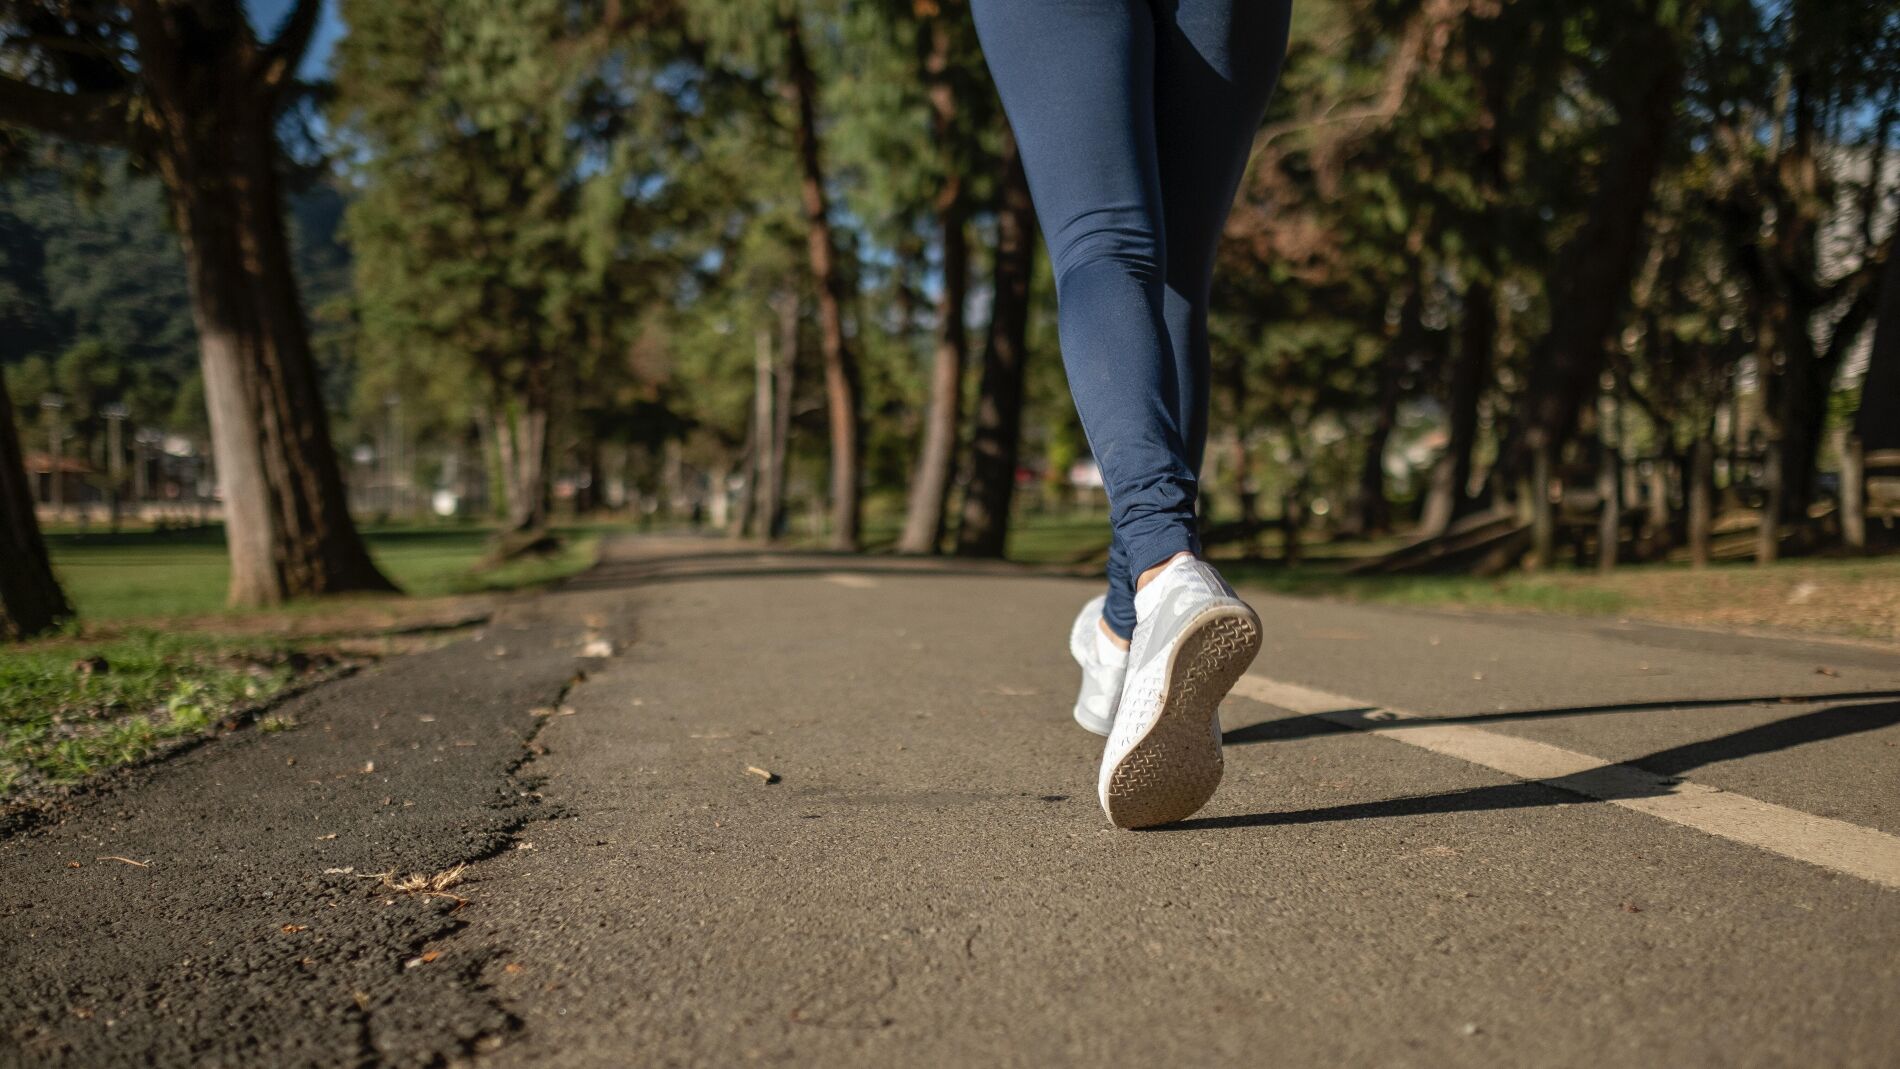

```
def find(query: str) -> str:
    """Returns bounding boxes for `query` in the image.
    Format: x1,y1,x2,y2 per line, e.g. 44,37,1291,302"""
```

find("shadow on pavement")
1175,699,1900,831
1221,689,1900,747
554,542,1085,594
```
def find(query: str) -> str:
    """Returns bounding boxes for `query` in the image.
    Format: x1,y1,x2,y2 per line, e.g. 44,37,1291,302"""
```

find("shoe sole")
1100,605,1261,829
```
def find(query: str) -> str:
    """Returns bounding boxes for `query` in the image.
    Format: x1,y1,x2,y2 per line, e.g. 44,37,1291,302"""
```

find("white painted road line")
1231,675,1900,891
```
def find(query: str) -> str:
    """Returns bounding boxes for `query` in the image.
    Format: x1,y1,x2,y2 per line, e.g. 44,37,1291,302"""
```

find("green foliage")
41,523,601,622
0,159,359,441
0,631,297,792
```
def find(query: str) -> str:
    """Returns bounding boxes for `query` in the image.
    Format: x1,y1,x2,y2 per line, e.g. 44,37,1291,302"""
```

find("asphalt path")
5,535,1898,1067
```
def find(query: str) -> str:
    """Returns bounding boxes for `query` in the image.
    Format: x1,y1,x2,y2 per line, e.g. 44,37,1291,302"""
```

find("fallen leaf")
65,861,81,869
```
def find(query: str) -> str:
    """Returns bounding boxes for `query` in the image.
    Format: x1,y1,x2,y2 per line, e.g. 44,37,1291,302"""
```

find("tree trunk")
0,368,72,639
1762,84,1892,521
956,132,1036,558
748,317,776,538
731,419,756,538
1421,281,1494,536
129,0,389,607
1757,439,1781,564
133,0,392,606
1528,442,1554,570
1597,440,1620,572
1761,77,1827,523
897,16,971,555
1854,243,1900,453
766,291,799,540
1281,489,1304,567
1645,457,1672,558
781,13,861,551
1516,23,1681,477
1351,281,1421,537
1689,433,1713,568
492,385,550,534
1840,432,1865,552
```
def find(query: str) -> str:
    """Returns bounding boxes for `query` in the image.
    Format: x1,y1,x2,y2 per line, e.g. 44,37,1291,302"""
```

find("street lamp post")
134,428,162,514
103,402,129,531
39,392,65,514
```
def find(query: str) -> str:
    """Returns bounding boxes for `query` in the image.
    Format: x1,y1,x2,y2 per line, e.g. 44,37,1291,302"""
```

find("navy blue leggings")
971,0,1291,638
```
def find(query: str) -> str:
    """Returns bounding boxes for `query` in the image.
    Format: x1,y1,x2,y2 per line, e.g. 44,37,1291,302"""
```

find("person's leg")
1091,1,1288,827
970,0,1193,642
1153,0,1293,474
1097,3,1289,648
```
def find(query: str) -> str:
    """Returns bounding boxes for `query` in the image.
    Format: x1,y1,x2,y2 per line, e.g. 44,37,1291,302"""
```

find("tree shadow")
554,544,1084,593
1164,699,1900,831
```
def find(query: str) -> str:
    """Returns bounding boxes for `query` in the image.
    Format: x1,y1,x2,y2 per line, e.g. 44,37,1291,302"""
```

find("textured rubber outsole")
1101,607,1261,829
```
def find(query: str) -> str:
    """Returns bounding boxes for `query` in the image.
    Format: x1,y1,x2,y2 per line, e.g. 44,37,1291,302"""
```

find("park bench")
1842,442,1900,548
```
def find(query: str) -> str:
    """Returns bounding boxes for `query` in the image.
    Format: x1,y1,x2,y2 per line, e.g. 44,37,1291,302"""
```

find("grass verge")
43,523,603,622
0,631,315,796
989,511,1900,645
2,523,604,804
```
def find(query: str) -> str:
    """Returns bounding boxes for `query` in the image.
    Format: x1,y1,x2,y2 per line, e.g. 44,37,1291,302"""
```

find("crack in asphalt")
0,605,626,1068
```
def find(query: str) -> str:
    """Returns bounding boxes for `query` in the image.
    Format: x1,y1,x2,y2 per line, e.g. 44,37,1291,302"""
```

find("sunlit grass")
0,631,297,793
5,521,606,799
42,522,603,622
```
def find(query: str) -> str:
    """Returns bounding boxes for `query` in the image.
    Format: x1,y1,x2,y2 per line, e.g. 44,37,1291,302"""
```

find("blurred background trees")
2,0,1896,633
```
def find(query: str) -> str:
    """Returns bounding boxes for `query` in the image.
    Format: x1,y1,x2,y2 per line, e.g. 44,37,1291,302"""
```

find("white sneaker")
1098,556,1261,829
1067,593,1126,736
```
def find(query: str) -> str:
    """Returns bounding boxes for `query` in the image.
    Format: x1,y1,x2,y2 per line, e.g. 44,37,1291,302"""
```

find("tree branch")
0,74,129,144
1822,233,1895,368
1253,0,1464,154
255,0,323,106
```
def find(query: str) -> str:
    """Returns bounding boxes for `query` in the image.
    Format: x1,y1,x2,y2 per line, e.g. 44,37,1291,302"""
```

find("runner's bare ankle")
1134,551,1195,594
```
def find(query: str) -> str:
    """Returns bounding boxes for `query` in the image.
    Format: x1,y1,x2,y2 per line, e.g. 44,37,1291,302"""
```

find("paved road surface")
5,536,1899,1066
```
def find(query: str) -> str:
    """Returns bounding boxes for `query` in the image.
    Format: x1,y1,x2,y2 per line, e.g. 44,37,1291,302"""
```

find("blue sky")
245,0,347,78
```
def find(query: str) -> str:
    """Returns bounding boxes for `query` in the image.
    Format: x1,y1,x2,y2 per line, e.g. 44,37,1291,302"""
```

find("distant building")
22,453,99,507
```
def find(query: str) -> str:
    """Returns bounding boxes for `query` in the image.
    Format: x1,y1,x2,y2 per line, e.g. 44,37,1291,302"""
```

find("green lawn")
981,511,1898,643
4,522,604,800
0,631,298,794
42,522,602,622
